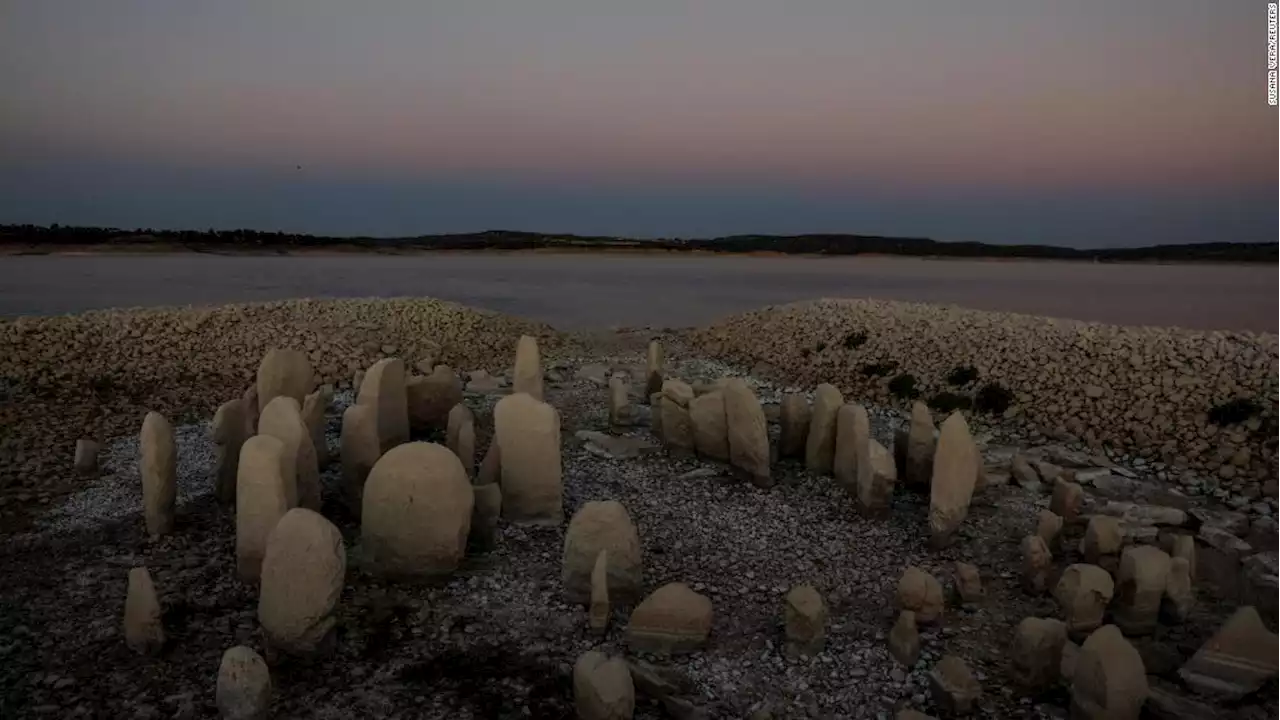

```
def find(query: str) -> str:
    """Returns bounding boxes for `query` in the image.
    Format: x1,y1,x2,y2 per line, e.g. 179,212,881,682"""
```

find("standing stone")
1011,453,1039,489
1178,606,1278,700
236,435,292,582
783,584,827,656
468,482,502,552
590,550,610,636
573,651,635,720
258,396,320,511
649,392,664,436
1009,617,1068,694
361,442,474,579
1022,535,1053,594
357,357,409,453
608,374,635,429
407,365,463,431
140,411,177,537
805,384,843,474
953,561,984,605
340,403,380,515
241,384,260,436
1081,516,1124,568
928,655,982,715
928,412,979,548
512,335,543,401
905,402,937,489
659,380,696,457
213,399,250,504
1050,480,1085,523
723,379,771,487
1071,625,1148,720
216,646,272,720
124,566,165,655
1169,534,1196,581
258,508,345,655
689,390,729,461
626,583,713,654
494,393,563,524
778,392,811,459
1036,510,1064,550
476,440,501,486
897,566,944,624
74,438,100,477
1054,564,1115,638
859,439,897,517
1161,556,1194,623
1112,545,1171,636
562,501,643,604
645,339,665,399
301,388,329,470
256,348,314,414
446,404,476,477
832,403,862,492
889,610,921,667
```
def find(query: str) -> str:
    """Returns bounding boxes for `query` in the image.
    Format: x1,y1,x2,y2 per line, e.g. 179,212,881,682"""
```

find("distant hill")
1,224,1274,262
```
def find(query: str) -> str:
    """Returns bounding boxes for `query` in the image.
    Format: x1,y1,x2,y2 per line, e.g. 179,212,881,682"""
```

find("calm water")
0,254,1273,332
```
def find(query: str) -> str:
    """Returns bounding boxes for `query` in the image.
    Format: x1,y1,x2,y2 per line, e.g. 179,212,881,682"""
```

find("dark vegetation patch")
888,374,919,400
974,383,1015,416
860,361,899,378
946,366,979,387
928,392,973,413
1208,398,1262,427
842,331,868,350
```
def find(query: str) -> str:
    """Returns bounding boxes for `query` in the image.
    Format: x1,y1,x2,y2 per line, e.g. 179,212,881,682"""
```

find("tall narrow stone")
889,610,921,666
469,482,502,552
645,339,665,399
805,384,843,474
778,392,811,459
477,440,501,486
74,438,100,477
213,399,250,504
1161,556,1194,624
512,335,544,401
494,393,563,524
258,396,320,511
357,357,409,453
905,402,937,489
124,566,165,655
446,404,477,477
140,411,177,537
1071,625,1148,720
258,508,346,656
928,412,979,547
859,439,897,517
608,374,635,429
1022,535,1053,594
832,403,862,492
1112,545,1171,636
659,380,696,458
256,348,314,414
301,388,330,469
236,435,292,582
589,550,610,636
723,378,771,487
340,403,380,515
689,390,729,461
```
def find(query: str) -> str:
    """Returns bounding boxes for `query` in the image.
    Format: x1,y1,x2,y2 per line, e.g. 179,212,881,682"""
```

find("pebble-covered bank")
687,299,1278,496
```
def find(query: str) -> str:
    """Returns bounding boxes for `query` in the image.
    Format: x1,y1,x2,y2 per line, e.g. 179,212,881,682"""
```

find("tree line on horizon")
0,223,1274,262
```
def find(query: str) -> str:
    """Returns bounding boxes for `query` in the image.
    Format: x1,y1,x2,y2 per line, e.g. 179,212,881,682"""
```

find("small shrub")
842,331,868,350
974,382,1014,415
1208,398,1262,426
860,361,898,377
815,341,827,352
946,365,979,387
928,392,973,413
888,373,919,400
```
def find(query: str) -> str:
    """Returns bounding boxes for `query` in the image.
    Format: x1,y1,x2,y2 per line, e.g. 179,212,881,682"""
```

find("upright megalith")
626,583,713,654
608,374,635,430
140,411,177,537
361,442,473,579
1112,545,1171,636
258,508,346,656
236,435,292,582
928,412,979,548
256,348,314,414
689,390,729,462
904,402,937,490
784,584,828,657
357,357,409,453
340,403,380,516
562,500,643,605
213,399,250,504
645,339,665,399
512,335,544,401
258,396,320,511
723,378,771,487
859,439,898,517
897,566,945,624
589,551,610,635
469,482,502,552
408,365,463,432
216,646,272,720
1022,535,1053,594
832,404,862,492
1071,625,1148,720
446,403,477,477
124,566,165,655
1009,617,1068,694
74,438,99,477
1054,564,1115,638
805,384,843,474
301,387,330,469
659,380,696,457
573,650,635,720
494,393,563,524
778,392,810,459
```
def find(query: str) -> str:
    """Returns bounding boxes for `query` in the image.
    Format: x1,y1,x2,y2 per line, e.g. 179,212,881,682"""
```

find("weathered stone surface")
953,562,984,605
1071,625,1148,720
1010,453,1040,489
494,393,563,524
659,380,696,457
783,584,827,656
1081,516,1124,565
1178,606,1278,700
805,384,843,474
477,440,501,486
859,439,897,517
468,482,501,553
124,566,164,655
1060,640,1080,682
1036,510,1064,550
626,583,713,654
778,392,810,459
928,655,981,715
408,365,464,431
1167,534,1196,581
259,508,346,655
1240,552,1277,629
723,379,771,487
256,348,314,414
357,357,409,453
1195,526,1253,601
235,435,292,582
928,412,979,547
576,431,659,460
340,403,380,515
608,374,635,429
1022,535,1053,595
649,392,664,435
74,438,99,477
688,390,729,462
573,651,635,720
140,411,177,537
1054,564,1115,638
589,550,610,636
897,566,944,624
1161,556,1194,624
889,610,921,667
446,404,476,477
361,442,474,579
563,501,643,605
832,403,862,492
213,399,249,504
1100,502,1187,528
1009,616,1067,693
512,335,543,401
1113,545,1171,636
216,645,272,720
1188,507,1250,537
259,396,320,511
905,402,937,489
1050,480,1084,523
645,339,665,399
301,387,330,470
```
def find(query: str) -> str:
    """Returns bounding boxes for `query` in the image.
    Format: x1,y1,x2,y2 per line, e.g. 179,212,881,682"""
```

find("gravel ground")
0,332,1267,719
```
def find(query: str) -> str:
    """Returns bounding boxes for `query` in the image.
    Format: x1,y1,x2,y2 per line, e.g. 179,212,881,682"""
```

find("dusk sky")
1,1,1274,246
